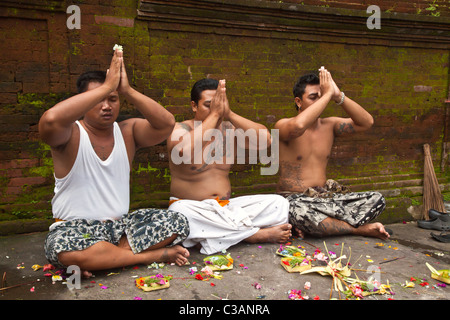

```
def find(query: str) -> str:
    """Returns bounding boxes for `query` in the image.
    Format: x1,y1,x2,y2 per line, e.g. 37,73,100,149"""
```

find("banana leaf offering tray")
135,274,172,292
203,253,234,271
427,263,450,284
277,245,312,273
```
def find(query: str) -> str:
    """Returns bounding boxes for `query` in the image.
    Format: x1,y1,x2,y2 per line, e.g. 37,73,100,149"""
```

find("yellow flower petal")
52,275,63,282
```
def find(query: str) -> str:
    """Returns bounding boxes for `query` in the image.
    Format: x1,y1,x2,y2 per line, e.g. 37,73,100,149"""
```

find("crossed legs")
58,234,189,277
288,191,389,240
294,217,390,240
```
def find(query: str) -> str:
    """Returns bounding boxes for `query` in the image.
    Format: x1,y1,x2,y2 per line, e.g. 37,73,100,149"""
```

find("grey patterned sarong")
283,180,386,236
44,208,190,267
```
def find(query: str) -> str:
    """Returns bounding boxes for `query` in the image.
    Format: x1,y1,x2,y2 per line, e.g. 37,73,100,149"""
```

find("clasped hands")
318,66,342,104
104,48,133,97
210,79,232,120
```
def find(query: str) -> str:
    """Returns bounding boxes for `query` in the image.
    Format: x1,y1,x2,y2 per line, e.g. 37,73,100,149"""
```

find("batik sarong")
283,180,386,236
44,208,189,267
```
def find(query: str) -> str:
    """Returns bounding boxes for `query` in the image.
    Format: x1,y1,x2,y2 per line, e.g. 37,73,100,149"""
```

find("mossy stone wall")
0,0,448,234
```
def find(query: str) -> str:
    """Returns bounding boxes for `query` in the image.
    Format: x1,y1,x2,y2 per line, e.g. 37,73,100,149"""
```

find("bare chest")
281,126,334,161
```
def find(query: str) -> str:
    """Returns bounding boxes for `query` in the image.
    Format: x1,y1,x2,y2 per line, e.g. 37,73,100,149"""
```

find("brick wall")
268,0,449,16
0,0,448,234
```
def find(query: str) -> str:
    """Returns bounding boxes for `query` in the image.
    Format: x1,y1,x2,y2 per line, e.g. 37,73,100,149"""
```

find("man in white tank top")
39,48,190,277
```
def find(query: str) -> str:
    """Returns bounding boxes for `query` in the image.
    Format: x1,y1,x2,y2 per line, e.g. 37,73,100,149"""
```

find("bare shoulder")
166,120,193,149
274,117,290,129
176,120,193,132
52,122,80,153
118,118,137,136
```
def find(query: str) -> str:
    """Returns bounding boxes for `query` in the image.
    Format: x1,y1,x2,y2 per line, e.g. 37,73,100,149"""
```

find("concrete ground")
0,220,449,310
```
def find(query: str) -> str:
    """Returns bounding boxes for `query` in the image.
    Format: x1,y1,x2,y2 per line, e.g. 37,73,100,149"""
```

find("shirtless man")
167,78,291,254
275,68,389,240
39,48,189,276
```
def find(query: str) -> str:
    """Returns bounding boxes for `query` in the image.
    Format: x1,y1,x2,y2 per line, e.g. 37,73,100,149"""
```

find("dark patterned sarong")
283,180,386,236
44,208,189,267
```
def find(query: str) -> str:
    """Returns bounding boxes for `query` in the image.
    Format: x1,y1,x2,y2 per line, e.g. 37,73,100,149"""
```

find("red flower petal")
43,264,55,272
195,274,204,280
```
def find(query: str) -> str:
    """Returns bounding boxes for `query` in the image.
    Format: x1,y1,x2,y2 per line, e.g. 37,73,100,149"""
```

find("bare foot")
158,245,190,266
81,270,93,278
294,226,305,239
354,222,390,240
245,224,292,244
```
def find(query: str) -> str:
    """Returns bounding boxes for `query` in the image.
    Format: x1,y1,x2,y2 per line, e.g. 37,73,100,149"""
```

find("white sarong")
168,194,289,254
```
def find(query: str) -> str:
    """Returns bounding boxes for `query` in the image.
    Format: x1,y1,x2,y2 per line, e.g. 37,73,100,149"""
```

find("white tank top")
51,121,130,223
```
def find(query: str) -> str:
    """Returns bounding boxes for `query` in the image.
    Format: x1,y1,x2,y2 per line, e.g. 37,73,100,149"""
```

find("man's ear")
191,101,197,113
294,97,302,110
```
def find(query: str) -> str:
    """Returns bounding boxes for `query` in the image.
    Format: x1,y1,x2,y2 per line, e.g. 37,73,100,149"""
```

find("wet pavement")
0,219,448,312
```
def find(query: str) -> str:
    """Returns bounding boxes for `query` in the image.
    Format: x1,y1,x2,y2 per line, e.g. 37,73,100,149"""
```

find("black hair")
190,78,219,105
76,70,107,93
293,73,320,110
